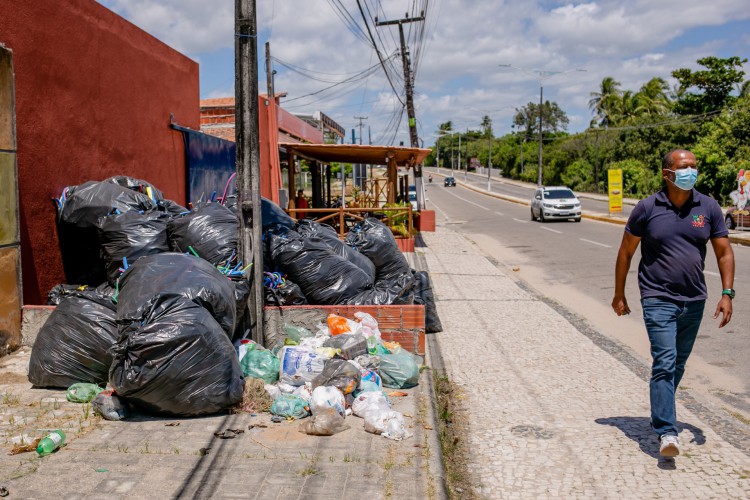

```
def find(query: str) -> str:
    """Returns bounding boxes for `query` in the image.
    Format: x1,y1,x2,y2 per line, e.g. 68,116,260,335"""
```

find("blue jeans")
641,297,705,437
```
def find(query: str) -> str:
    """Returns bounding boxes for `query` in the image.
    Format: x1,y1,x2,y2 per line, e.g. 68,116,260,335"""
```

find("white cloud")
98,0,750,142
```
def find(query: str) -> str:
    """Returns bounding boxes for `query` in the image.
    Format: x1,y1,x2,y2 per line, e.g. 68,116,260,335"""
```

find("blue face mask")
669,167,698,191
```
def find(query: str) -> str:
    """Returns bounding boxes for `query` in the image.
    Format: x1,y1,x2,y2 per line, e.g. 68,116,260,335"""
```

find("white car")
530,186,581,222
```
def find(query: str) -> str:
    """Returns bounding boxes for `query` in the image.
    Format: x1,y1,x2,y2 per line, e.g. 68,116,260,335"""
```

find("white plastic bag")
293,383,313,403
310,386,346,418
354,312,381,339
351,391,390,418
279,346,326,386
264,384,281,399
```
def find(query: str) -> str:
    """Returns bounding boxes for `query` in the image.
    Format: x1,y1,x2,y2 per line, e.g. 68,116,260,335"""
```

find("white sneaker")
659,435,680,457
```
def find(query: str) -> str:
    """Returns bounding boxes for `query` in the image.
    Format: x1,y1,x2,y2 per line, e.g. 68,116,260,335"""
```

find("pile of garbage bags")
31,176,439,419
240,313,422,439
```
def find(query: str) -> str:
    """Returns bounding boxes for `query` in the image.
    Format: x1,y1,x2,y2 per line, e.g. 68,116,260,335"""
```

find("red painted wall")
0,0,200,304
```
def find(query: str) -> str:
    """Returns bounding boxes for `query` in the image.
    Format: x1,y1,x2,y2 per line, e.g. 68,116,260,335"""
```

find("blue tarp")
180,127,235,204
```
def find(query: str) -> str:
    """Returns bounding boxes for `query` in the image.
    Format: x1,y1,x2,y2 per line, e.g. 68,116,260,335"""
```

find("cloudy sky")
98,0,750,146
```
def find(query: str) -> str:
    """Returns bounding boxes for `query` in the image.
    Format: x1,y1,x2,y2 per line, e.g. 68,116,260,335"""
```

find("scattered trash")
229,378,273,414
379,350,422,389
213,429,244,439
248,424,268,430
165,422,181,427
270,415,285,423
299,407,351,436
387,391,409,398
0,486,9,497
312,359,361,395
310,386,346,418
239,346,280,384
270,394,309,420
36,430,66,457
278,346,326,386
9,438,41,455
95,468,108,473
92,390,130,421
66,383,104,403
512,267,520,272
199,447,210,456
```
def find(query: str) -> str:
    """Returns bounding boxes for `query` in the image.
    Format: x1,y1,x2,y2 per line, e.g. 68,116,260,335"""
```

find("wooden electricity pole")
235,0,264,343
376,12,425,209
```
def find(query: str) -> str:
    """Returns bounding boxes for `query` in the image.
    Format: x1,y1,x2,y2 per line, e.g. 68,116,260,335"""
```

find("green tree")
513,101,569,137
589,77,622,127
635,77,671,117
672,56,747,115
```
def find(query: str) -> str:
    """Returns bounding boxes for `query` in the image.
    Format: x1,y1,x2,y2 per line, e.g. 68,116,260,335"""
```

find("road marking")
513,218,529,223
494,211,504,216
443,187,490,210
430,200,450,222
704,270,720,277
580,238,612,248
541,227,562,234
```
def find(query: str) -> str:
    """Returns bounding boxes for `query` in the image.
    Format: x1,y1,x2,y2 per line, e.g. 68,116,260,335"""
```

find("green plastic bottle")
37,430,65,457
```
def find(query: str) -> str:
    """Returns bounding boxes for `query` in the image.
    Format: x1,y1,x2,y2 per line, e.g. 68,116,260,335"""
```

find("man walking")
612,149,735,457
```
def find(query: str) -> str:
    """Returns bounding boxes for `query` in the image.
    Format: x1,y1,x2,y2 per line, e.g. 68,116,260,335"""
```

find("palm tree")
589,77,622,127
635,77,671,117
739,80,750,98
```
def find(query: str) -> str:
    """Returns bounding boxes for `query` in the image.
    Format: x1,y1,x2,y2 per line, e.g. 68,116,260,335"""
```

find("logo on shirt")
692,214,705,227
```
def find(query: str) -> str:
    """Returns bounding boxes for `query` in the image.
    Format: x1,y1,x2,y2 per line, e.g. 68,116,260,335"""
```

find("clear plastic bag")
312,359,361,395
310,386,346,418
298,407,350,436
92,390,130,421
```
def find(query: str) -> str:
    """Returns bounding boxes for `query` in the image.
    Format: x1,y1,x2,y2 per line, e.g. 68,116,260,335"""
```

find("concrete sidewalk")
3,221,750,498
417,225,750,498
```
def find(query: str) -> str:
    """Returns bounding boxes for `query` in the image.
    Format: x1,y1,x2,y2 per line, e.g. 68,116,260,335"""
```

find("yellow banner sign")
608,169,623,213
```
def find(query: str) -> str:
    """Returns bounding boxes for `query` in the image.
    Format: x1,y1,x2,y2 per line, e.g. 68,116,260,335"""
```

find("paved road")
423,179,750,422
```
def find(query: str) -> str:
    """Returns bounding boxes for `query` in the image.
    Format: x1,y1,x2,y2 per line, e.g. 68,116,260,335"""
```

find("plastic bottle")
367,335,378,355
37,430,65,457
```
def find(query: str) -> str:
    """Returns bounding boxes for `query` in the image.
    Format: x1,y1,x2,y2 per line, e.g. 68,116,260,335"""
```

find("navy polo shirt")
625,188,728,301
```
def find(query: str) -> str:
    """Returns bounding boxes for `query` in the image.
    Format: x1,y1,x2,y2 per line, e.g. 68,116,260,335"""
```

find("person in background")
295,189,309,219
611,148,735,458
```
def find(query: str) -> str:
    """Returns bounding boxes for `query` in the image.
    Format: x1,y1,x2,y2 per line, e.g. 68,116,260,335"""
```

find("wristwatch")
722,288,735,299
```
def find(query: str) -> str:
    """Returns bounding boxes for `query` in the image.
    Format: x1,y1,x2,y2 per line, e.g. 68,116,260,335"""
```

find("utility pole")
376,12,425,209
265,41,274,102
235,0,263,343
354,115,367,145
353,116,367,190
486,122,493,191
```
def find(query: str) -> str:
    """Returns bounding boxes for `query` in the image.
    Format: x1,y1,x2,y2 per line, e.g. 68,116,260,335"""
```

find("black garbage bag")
345,270,415,305
116,253,236,337
232,277,251,340
56,181,156,285
345,218,411,281
109,297,244,417
47,282,116,305
413,270,443,333
312,358,361,395
167,202,238,266
157,199,189,217
296,219,376,280
28,290,117,388
97,210,170,286
263,279,308,306
266,226,373,305
262,197,295,230
104,175,164,201
47,284,96,305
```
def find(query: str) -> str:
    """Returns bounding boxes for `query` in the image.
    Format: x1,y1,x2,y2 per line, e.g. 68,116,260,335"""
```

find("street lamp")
499,64,586,186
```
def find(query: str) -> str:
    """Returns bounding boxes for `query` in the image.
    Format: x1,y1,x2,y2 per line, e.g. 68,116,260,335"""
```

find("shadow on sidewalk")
595,416,705,468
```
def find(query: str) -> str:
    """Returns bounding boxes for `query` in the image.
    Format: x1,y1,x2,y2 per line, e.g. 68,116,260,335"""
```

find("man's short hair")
662,149,691,170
